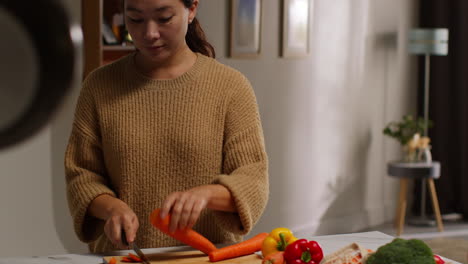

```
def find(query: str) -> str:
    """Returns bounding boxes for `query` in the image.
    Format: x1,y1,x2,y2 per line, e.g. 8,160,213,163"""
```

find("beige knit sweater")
64,53,269,253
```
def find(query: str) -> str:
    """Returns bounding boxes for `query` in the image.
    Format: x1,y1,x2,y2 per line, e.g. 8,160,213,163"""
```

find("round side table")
387,161,444,236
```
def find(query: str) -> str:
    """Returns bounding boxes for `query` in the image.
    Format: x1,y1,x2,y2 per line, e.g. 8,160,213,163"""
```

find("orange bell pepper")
262,227,298,258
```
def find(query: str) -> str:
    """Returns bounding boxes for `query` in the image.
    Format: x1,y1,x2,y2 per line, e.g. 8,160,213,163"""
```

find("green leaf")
382,114,434,146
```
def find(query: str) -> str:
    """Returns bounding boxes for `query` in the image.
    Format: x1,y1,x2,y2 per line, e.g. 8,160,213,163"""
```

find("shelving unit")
81,0,135,78
102,45,136,51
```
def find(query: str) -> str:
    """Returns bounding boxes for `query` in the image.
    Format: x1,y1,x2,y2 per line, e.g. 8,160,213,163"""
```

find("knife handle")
121,229,129,247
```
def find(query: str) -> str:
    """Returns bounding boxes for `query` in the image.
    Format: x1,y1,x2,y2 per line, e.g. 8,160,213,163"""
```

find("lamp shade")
408,28,449,55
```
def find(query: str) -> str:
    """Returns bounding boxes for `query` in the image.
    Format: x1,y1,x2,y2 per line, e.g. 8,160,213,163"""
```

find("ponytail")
183,1,216,58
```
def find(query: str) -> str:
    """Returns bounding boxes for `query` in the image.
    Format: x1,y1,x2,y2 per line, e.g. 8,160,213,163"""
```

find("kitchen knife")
121,229,151,264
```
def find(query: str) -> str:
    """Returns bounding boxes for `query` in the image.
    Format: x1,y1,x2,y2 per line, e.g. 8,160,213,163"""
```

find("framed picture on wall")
282,0,312,58
230,0,262,58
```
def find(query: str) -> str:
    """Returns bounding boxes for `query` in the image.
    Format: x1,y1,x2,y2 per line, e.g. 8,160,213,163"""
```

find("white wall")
0,0,418,257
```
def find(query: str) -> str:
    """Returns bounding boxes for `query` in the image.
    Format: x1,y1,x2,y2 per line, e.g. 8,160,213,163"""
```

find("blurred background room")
1,0,467,262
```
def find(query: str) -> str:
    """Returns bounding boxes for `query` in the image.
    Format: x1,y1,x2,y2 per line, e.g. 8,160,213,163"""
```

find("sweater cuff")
212,164,268,235
67,181,116,243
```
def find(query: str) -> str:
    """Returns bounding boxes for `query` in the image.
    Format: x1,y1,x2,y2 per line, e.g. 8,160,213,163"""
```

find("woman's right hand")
88,194,139,249
104,204,139,249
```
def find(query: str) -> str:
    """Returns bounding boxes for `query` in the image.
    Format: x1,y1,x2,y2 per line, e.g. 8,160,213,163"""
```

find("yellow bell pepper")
261,227,298,257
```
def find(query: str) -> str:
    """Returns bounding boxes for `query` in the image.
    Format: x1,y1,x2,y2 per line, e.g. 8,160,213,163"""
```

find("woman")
65,0,269,253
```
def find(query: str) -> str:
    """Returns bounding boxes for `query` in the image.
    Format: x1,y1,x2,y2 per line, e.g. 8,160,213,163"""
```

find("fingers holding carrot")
150,208,217,254
176,198,196,230
160,188,209,232
187,199,206,229
168,194,191,232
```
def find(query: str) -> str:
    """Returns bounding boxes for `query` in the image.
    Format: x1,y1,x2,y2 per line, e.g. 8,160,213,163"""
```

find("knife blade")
121,229,151,264
131,242,151,264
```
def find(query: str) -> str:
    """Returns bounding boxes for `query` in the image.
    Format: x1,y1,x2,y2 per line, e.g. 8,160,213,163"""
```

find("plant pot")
402,146,417,162
402,146,432,163
418,147,432,163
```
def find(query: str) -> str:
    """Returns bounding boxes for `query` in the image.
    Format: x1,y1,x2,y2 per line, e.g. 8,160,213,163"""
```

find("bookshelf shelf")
82,0,134,77
103,45,135,51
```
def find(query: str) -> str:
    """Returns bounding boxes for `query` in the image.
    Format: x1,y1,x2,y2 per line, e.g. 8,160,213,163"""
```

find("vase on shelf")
402,133,432,163
418,146,432,163
402,145,417,162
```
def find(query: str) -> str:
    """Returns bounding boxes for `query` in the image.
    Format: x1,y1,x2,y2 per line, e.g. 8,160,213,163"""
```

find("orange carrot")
208,232,269,262
262,251,284,264
108,257,117,264
121,256,133,262
149,208,217,255
128,253,142,262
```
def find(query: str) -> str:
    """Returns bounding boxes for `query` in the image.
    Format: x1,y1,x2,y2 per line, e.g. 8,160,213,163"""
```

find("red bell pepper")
434,254,445,264
283,239,323,264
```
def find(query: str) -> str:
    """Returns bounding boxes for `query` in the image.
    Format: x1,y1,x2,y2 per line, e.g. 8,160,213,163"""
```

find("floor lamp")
407,28,449,226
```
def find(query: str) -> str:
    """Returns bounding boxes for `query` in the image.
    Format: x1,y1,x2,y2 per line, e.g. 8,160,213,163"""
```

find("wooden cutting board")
103,250,262,264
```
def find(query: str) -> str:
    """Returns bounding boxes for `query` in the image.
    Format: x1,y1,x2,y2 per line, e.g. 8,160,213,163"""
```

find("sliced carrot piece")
121,256,133,262
128,253,142,262
108,257,117,264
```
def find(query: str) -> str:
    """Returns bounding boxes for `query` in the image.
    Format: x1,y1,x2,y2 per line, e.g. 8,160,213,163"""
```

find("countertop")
0,231,460,264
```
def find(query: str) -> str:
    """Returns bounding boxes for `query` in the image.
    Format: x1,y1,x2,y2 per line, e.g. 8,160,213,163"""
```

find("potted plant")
383,115,433,163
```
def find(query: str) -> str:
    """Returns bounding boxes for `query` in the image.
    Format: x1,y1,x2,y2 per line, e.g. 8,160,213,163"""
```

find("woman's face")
125,0,197,62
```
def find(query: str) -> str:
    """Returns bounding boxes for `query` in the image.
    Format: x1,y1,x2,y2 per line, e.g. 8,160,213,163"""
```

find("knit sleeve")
212,74,269,236
64,79,116,243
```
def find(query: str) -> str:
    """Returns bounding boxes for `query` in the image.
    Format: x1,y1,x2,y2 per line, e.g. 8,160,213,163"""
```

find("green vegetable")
366,238,435,264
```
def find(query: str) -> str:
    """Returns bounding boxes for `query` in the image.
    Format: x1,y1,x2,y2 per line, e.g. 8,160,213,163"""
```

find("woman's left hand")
160,185,211,233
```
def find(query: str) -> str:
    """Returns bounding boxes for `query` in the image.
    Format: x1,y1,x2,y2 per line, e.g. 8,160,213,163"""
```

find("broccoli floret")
366,238,435,264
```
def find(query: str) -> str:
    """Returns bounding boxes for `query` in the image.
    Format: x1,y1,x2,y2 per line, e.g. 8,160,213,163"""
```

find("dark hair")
182,0,215,58
121,0,215,58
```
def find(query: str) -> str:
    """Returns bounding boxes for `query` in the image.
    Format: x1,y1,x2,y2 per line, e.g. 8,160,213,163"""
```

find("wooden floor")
425,238,468,263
